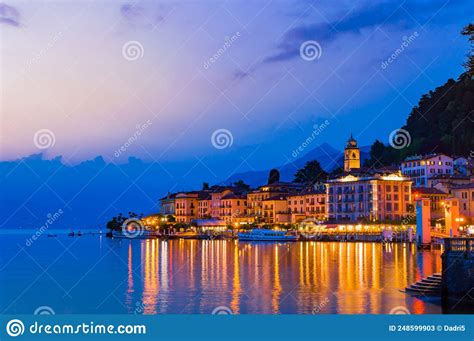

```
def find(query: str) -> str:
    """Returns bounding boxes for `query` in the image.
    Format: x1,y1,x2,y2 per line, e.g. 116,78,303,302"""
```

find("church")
325,135,413,222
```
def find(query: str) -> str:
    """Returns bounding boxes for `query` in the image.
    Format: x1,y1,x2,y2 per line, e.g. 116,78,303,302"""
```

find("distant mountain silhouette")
0,142,367,230
226,143,370,187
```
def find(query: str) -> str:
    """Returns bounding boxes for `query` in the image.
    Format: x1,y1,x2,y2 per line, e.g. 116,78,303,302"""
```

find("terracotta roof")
413,187,448,195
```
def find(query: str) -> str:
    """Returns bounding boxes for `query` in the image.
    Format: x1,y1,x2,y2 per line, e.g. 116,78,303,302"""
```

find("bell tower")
344,133,360,172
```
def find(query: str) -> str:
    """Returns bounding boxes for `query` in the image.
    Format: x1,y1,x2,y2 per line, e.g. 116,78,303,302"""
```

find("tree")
202,182,210,190
462,23,474,76
268,168,280,184
294,160,328,184
233,179,250,191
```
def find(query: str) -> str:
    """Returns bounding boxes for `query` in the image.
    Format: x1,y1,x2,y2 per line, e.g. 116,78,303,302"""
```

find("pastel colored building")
288,188,326,223
401,154,453,187
174,192,199,223
220,191,247,224
159,192,176,215
412,187,449,220
262,195,291,224
327,172,412,222
451,183,474,221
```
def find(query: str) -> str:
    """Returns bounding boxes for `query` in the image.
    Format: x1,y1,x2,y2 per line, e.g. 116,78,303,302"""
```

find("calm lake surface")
0,232,443,314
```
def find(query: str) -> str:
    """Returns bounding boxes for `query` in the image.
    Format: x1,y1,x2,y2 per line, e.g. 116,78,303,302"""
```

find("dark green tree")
233,179,250,191
462,23,474,76
202,182,210,190
268,168,280,184
294,160,328,184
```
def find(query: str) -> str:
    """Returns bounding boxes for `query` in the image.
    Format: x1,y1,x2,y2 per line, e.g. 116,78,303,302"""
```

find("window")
386,203,392,211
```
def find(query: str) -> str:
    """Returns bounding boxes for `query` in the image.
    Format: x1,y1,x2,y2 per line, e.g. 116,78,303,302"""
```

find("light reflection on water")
0,235,442,314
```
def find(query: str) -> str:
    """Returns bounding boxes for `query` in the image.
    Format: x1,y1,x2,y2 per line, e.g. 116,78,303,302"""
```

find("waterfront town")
155,135,473,238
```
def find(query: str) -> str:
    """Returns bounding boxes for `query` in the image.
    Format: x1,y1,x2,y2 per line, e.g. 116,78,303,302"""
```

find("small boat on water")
238,229,298,242
47,234,58,237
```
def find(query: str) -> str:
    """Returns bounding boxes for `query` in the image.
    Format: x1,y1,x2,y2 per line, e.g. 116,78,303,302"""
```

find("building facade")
401,154,453,187
327,173,412,222
451,183,474,221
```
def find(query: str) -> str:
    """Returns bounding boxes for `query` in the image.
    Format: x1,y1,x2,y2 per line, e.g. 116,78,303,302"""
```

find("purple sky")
1,0,472,173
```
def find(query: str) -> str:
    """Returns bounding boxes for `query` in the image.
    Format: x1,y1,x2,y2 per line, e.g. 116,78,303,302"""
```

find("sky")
1,0,473,174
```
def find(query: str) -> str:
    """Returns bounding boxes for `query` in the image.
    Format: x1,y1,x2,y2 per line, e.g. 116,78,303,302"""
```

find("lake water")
0,232,443,314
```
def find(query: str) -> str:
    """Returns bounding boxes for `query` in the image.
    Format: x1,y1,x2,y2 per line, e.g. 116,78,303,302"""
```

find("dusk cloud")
120,3,164,28
264,0,468,63
0,3,20,27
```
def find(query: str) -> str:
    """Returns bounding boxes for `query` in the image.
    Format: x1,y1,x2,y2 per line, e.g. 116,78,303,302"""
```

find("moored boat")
238,229,298,242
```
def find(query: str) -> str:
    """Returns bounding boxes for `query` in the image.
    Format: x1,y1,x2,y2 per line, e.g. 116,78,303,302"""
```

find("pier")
441,237,474,310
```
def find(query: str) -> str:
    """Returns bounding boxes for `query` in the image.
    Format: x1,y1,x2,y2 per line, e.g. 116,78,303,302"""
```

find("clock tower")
344,134,360,172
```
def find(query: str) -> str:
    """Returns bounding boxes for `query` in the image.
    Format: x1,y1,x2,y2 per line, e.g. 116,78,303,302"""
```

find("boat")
238,229,298,242
47,234,58,237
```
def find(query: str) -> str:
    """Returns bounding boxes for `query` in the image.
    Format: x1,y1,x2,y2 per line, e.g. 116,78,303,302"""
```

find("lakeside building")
174,192,200,223
246,182,303,221
159,136,474,225
288,187,326,223
219,190,247,224
326,172,412,222
412,187,449,220
451,183,474,222
401,154,453,187
159,193,177,215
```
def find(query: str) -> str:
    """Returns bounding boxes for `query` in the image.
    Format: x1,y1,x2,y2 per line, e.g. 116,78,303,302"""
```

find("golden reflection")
230,242,241,314
271,245,282,313
123,240,442,314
